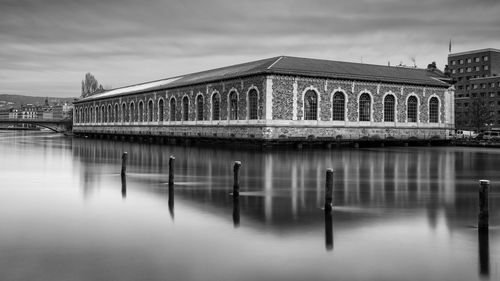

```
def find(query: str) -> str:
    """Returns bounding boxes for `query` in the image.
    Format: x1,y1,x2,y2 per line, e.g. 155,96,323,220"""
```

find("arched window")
332,91,345,121
130,102,135,122
429,97,439,123
248,89,258,120
182,96,189,121
158,99,164,122
138,101,144,122
122,103,127,122
114,104,119,123
407,96,418,122
229,91,238,120
148,100,154,122
101,106,105,123
359,93,371,121
90,107,94,123
304,90,318,120
196,95,204,121
212,93,220,120
170,98,176,121
107,105,112,123
384,95,395,122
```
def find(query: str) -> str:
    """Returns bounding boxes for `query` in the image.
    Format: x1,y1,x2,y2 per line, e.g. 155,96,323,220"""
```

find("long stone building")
73,56,454,145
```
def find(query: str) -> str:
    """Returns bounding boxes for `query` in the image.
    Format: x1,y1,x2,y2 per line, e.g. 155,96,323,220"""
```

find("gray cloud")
1,0,500,96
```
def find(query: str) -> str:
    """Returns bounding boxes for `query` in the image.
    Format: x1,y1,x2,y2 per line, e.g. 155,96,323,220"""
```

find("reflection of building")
72,138,460,231
448,48,500,130
73,56,454,143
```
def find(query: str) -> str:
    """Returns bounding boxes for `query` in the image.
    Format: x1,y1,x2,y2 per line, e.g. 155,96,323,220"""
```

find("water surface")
0,131,499,281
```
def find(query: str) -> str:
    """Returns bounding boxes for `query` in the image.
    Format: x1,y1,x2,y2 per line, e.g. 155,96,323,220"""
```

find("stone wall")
75,75,267,124
270,75,450,125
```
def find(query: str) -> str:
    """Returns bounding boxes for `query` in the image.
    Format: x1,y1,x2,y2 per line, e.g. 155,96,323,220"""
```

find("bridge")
0,118,73,135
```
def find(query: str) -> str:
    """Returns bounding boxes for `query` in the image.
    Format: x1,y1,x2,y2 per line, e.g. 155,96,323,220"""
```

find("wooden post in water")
478,180,489,230
121,152,128,176
168,156,175,187
325,168,333,211
233,161,241,195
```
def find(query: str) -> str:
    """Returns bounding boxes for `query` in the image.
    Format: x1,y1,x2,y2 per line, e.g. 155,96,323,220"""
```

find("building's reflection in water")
71,138,465,226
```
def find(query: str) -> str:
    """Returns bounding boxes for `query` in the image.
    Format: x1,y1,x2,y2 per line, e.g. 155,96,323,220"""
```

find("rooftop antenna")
410,56,417,68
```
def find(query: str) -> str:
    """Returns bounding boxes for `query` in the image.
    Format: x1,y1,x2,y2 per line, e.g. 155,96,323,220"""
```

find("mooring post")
168,156,175,187
233,193,240,228
325,206,333,251
478,180,489,230
121,173,127,199
233,161,241,195
325,168,333,211
121,152,128,176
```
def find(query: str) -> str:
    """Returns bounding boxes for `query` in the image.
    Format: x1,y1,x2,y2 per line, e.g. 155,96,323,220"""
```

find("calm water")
0,131,499,281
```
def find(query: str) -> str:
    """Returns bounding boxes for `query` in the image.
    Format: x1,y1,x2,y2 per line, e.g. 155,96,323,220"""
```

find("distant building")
448,48,500,130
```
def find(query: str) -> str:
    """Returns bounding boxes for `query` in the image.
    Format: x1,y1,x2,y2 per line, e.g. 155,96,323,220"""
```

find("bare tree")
81,73,103,98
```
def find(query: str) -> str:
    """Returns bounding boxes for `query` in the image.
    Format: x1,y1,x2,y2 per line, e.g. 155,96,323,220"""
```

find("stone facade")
74,73,454,142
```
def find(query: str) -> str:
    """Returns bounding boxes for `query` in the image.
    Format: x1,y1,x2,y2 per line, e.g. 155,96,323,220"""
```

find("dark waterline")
0,131,499,281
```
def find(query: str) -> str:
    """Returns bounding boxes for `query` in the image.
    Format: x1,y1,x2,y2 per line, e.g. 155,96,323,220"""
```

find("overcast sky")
1,0,499,97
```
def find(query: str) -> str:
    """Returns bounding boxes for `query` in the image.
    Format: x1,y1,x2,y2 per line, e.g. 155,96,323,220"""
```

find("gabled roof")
77,56,449,103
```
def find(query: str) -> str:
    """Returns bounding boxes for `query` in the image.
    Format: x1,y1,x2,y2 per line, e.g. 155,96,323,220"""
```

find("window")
196,95,203,121
429,97,439,123
148,100,154,122
114,104,119,122
475,57,480,62
491,83,495,88
130,102,136,122
107,105,112,123
182,96,189,121
473,84,479,89
466,67,472,72
359,93,371,121
122,103,127,122
482,84,486,89
484,65,489,71
170,98,176,121
451,60,456,65
459,59,464,64
384,95,395,122
212,93,220,120
248,89,258,120
483,56,489,61
158,99,164,121
452,69,457,74
304,90,318,120
407,96,418,122
467,58,472,63
475,66,480,71
332,91,345,121
459,68,464,73
138,101,144,122
466,85,470,90
101,106,105,123
229,91,238,120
